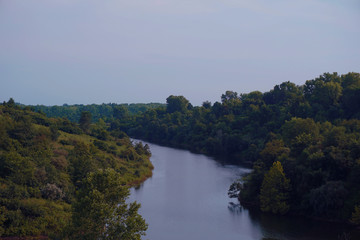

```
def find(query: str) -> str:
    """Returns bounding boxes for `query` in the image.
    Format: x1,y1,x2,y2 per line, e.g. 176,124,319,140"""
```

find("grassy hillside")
0,100,153,238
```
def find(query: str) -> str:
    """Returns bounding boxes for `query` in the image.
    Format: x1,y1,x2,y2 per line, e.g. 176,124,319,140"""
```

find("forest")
0,100,152,239
12,72,360,226
30,103,165,123
104,72,360,223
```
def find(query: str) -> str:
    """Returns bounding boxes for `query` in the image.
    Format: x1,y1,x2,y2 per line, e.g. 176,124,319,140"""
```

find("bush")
93,140,109,151
41,183,65,200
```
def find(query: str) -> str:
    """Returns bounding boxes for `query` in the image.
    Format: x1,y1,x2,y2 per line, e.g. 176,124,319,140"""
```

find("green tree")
6,98,16,108
221,91,238,103
307,181,348,218
166,95,190,113
202,101,212,109
69,143,96,186
113,106,129,120
79,111,92,133
341,72,360,118
260,139,290,168
71,169,147,240
260,161,290,214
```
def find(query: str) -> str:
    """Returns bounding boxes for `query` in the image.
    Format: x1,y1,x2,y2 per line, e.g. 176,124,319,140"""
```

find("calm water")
130,140,359,240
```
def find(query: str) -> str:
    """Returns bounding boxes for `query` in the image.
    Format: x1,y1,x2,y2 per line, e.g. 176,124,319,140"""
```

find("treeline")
31,102,165,123
25,72,360,223
0,99,152,238
116,73,359,159
111,72,360,223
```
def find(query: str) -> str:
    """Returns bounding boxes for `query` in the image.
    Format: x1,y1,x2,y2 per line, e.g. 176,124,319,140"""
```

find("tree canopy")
101,72,360,223
0,101,152,238
71,169,147,240
260,161,290,214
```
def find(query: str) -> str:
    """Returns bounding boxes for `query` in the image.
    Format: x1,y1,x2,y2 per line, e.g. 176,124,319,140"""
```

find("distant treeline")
110,72,360,223
30,103,165,123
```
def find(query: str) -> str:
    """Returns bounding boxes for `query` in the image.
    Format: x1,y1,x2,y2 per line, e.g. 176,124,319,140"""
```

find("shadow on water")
228,201,360,240
213,154,254,169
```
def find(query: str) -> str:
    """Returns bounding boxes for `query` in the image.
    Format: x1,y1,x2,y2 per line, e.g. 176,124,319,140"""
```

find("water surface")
130,140,359,240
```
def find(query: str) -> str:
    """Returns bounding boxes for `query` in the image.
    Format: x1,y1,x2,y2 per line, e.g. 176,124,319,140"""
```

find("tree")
69,142,96,186
166,95,190,113
79,111,92,133
221,91,238,103
259,139,290,168
281,118,319,146
5,98,16,108
113,106,129,120
341,72,360,118
307,181,347,218
202,101,212,109
260,161,290,214
71,169,147,240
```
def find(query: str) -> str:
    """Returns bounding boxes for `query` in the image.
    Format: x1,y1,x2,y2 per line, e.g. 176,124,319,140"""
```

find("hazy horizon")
1,0,359,106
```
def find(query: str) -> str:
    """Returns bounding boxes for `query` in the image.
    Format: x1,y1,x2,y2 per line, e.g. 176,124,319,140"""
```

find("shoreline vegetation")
0,102,152,239
100,72,360,226
3,71,360,237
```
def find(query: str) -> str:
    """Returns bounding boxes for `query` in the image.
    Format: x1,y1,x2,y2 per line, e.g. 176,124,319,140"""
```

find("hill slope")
0,100,152,238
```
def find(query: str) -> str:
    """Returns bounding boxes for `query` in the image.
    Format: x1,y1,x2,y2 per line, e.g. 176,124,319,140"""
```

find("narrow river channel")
129,140,359,240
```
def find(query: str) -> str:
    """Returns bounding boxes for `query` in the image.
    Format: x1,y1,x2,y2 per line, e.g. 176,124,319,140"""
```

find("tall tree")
79,111,92,132
260,161,290,214
113,106,130,120
71,168,147,240
166,95,190,113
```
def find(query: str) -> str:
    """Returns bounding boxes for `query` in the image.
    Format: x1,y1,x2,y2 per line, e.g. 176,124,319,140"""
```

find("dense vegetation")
109,72,360,223
0,100,152,238
31,103,165,123
26,72,360,224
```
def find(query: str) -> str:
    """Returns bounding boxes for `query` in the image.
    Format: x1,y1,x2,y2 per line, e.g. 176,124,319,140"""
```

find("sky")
1,0,359,106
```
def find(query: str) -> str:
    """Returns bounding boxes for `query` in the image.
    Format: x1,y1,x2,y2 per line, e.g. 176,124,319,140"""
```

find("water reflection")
131,140,360,240
227,199,360,240
228,202,244,214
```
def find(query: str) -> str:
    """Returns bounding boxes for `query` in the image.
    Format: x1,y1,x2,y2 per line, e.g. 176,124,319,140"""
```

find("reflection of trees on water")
228,202,360,240
228,202,243,214
227,201,357,240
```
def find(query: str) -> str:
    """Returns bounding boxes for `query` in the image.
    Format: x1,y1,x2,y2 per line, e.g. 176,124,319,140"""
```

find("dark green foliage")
30,103,165,123
113,105,130,120
79,111,92,132
5,98,16,108
166,95,190,113
100,72,360,223
49,125,60,141
69,142,96,186
57,118,82,134
305,181,347,218
8,71,360,224
93,139,109,152
202,101,212,109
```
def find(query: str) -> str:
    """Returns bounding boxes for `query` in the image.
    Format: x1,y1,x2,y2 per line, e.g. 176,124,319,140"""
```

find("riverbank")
130,141,359,240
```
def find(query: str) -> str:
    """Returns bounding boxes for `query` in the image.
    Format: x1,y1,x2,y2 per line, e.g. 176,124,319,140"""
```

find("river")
129,140,359,240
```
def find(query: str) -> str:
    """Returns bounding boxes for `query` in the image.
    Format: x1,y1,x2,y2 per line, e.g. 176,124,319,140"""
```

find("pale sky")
1,0,359,106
